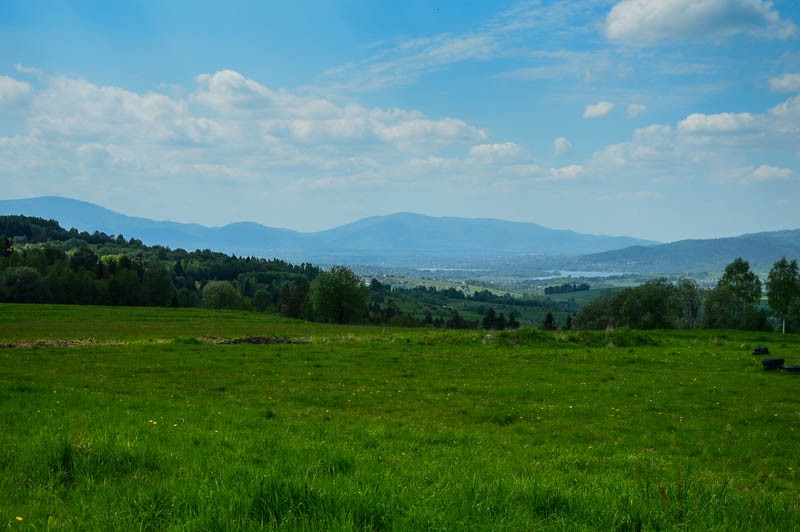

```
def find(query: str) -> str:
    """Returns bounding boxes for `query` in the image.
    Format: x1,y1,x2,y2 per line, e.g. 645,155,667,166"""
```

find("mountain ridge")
0,196,658,263
2,196,798,273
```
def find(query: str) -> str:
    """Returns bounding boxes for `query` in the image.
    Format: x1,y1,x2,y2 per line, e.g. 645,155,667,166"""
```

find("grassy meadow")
2,304,800,530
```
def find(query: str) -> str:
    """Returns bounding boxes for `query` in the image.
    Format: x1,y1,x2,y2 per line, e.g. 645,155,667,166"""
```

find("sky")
1,0,799,243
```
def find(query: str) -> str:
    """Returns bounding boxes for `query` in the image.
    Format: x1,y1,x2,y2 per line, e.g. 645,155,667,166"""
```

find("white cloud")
322,2,598,92
0,76,32,106
548,165,584,180
583,101,615,119
324,33,497,91
769,73,800,93
14,64,44,77
677,112,756,133
589,94,800,189
745,165,797,183
605,0,797,43
627,103,647,118
634,190,663,200
191,70,487,146
553,137,573,155
468,142,523,163
0,68,502,209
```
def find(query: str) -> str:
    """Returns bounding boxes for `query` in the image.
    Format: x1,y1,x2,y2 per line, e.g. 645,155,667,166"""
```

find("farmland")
2,304,800,529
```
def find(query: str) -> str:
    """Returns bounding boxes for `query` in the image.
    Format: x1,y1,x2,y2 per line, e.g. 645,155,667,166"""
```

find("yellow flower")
16,516,23,521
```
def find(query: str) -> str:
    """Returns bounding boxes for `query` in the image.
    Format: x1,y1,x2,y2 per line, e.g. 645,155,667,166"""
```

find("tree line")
572,257,800,332
4,216,799,333
544,282,590,295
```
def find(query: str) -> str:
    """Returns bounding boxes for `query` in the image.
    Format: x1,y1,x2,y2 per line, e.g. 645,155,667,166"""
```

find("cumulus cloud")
605,0,797,44
553,137,573,155
769,73,800,93
583,101,615,119
627,103,647,118
0,76,32,106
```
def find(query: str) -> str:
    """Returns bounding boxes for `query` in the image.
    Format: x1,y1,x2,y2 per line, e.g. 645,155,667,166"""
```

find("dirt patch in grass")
209,336,311,345
0,338,103,349
0,338,174,349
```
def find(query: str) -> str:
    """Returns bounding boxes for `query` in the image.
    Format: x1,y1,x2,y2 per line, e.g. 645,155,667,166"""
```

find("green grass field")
2,304,800,530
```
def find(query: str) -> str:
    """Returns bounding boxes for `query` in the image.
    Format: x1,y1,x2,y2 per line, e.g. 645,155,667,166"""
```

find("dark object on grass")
762,358,784,371
782,364,800,374
752,347,770,356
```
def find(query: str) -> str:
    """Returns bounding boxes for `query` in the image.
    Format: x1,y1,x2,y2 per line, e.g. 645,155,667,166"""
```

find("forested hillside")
0,215,577,329
0,215,320,312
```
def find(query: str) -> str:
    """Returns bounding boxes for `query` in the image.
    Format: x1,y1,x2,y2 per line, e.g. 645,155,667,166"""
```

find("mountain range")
0,196,656,264
1,196,798,273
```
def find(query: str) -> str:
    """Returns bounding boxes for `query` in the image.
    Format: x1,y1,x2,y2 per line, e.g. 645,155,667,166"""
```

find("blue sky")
1,0,799,242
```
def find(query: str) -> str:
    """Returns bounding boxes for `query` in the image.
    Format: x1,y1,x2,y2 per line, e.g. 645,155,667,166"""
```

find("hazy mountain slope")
571,231,800,273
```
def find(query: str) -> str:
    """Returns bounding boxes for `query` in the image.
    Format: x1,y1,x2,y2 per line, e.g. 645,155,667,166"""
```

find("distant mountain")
311,212,657,259
568,230,800,274
0,196,656,264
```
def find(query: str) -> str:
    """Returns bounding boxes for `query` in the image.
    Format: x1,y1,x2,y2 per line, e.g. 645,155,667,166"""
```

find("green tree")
704,258,767,330
253,289,273,312
717,257,761,306
1,235,11,258
308,266,368,324
542,312,556,331
676,278,701,329
507,312,520,330
482,308,497,330
47,268,103,305
767,257,800,333
69,247,99,274
108,269,147,306
176,287,200,308
702,285,740,329
573,292,621,330
0,266,51,303
201,281,244,310
279,282,310,318
144,266,177,307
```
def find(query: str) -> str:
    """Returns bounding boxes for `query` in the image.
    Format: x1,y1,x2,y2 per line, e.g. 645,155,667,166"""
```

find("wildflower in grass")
16,517,23,521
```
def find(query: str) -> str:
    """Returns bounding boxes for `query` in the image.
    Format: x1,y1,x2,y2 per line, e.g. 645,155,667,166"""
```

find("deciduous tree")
767,257,800,333
308,266,368,324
